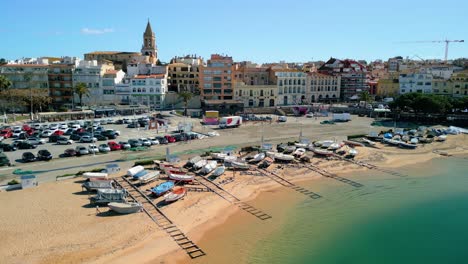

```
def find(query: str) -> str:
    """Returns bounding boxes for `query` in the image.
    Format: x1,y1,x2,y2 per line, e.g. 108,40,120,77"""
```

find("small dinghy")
160,164,182,174
343,140,365,147
435,135,447,142
127,166,145,177
200,160,217,175
274,153,295,162
231,160,250,170
347,148,358,158
283,145,296,154
249,152,266,163
138,171,160,183
164,187,187,203
82,180,114,192
211,166,225,177
168,171,195,182
399,142,417,149
184,156,202,168
151,181,175,196
83,172,108,180
361,138,376,147
293,148,306,157
410,137,419,144
294,142,309,148
108,202,142,214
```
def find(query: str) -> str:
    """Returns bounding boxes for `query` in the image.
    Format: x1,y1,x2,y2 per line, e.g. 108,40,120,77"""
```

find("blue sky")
1,0,466,63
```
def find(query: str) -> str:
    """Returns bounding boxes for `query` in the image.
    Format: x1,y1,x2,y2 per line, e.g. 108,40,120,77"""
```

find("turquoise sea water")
248,157,468,264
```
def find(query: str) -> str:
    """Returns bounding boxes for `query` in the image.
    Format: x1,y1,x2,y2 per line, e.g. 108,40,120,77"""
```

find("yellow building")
377,77,399,97
450,70,468,97
432,78,453,96
234,82,277,107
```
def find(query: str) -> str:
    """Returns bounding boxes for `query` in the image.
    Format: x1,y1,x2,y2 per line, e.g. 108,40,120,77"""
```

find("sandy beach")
0,134,467,264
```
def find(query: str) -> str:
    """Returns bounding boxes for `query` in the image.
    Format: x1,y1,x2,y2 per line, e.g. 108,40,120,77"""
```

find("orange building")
199,54,235,101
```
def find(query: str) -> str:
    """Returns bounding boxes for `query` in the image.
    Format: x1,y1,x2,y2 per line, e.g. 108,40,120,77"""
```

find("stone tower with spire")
141,20,157,63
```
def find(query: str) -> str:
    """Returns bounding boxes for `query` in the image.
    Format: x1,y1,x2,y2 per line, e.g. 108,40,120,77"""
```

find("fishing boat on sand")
138,171,160,183
293,148,306,157
151,181,174,196
314,140,334,148
164,187,187,203
311,147,334,156
160,163,182,174
184,156,202,168
200,160,217,175
82,180,114,192
399,142,417,149
249,152,266,163
273,153,295,162
361,138,376,147
231,160,250,170
127,166,145,177
328,142,342,150
343,140,365,147
435,135,447,142
168,170,195,182
347,148,358,158
294,142,309,148
211,165,225,177
90,189,127,204
283,145,296,154
193,159,208,170
108,202,142,214
83,172,108,181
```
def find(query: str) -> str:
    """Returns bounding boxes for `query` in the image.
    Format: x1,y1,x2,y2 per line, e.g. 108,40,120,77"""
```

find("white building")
72,60,114,106
127,63,166,78
419,65,463,80
399,73,433,94
129,74,167,109
307,73,341,102
101,69,125,104
276,71,307,105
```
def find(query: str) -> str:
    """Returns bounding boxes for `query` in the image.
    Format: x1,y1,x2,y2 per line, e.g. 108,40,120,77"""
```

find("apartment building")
199,54,235,101
450,70,468,97
307,73,341,103
128,74,167,109
276,70,307,105
234,82,276,107
399,73,433,94
167,56,203,93
73,60,115,106
48,63,75,108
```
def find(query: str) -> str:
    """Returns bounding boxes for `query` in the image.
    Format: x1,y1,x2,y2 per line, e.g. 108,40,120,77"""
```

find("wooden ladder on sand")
300,163,364,188
194,176,272,221
114,176,206,259
254,168,322,199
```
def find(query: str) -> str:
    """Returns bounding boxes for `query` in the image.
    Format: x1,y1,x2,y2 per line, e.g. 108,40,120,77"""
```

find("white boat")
82,180,113,192
193,159,208,170
160,164,182,174
211,166,225,177
127,166,144,177
343,140,365,147
164,187,187,203
274,153,295,161
168,171,195,182
435,135,447,142
347,148,358,157
399,142,417,149
314,140,334,148
139,171,160,184
382,138,401,146
311,147,334,156
266,151,277,158
200,160,217,175
293,148,306,157
294,142,309,148
250,152,266,163
410,138,419,144
83,172,108,180
283,145,296,153
211,152,228,160
328,143,342,150
231,160,250,170
108,202,142,214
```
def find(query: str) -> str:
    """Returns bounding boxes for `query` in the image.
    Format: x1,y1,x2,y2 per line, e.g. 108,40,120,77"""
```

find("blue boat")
384,133,393,139
151,181,175,196
133,170,148,179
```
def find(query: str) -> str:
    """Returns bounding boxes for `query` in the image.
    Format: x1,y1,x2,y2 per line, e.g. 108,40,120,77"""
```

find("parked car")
27,137,45,145
49,124,59,130
127,123,138,128
98,144,111,152
172,134,184,142
22,152,36,162
149,138,159,145
165,135,176,143
70,134,82,141
12,129,23,138
0,129,13,138
53,130,65,136
278,116,287,122
155,136,168,144
139,138,152,146
0,143,16,152
118,141,131,149
115,119,124,124
64,128,74,135
0,152,11,166
306,113,314,118
59,124,68,130
63,148,77,157
17,141,37,150
94,134,108,141
128,139,142,147
57,137,73,145
41,130,55,137
80,136,97,143
37,149,52,161
101,130,117,139
48,134,62,143
18,132,29,140
107,141,121,151
75,145,89,156
88,144,99,154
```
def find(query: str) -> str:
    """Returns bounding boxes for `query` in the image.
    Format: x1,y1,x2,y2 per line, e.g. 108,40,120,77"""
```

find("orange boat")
164,187,187,203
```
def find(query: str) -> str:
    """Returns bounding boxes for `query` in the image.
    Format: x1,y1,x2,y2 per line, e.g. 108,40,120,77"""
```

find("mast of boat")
261,120,265,147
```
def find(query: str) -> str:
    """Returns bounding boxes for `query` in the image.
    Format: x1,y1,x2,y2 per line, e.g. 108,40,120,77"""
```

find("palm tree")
178,91,193,116
74,82,89,107
360,90,371,103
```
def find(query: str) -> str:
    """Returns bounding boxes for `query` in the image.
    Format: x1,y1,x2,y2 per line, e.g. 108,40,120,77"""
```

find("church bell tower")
141,20,158,63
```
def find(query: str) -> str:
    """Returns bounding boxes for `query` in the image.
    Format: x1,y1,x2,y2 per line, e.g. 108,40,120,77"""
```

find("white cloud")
81,28,114,35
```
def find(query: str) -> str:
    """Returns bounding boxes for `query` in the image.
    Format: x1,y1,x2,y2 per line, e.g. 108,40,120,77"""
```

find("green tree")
0,58,6,66
74,82,89,107
178,91,193,116
0,75,12,92
360,90,371,103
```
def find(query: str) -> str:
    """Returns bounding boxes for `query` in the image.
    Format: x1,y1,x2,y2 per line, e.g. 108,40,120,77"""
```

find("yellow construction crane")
402,39,464,62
